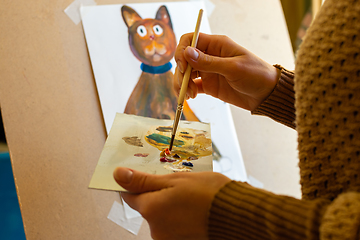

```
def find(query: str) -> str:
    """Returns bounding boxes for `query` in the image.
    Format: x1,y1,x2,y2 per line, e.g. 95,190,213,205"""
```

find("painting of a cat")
121,5,198,121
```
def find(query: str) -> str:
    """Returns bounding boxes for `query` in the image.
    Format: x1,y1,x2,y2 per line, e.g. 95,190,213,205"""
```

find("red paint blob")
134,153,149,157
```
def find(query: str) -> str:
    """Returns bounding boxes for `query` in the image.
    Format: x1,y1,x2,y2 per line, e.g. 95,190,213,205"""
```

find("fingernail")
186,47,199,60
114,168,133,184
177,61,184,73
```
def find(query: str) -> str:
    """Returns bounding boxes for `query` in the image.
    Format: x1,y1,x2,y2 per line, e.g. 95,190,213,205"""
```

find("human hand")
174,33,280,111
113,167,231,240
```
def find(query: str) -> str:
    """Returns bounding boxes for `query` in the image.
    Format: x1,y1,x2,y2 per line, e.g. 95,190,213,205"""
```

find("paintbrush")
169,9,203,151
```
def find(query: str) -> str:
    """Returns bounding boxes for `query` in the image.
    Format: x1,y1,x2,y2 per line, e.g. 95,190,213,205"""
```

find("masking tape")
123,200,142,219
107,201,143,235
64,0,97,25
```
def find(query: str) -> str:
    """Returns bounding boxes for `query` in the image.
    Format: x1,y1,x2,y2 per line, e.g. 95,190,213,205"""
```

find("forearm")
208,181,329,240
208,181,360,240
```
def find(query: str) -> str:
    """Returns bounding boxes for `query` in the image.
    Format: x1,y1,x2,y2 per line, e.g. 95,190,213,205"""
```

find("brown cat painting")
121,5,198,121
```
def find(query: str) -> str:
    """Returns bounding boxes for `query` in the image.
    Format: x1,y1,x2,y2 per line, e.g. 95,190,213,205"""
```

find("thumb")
113,167,169,193
184,46,231,75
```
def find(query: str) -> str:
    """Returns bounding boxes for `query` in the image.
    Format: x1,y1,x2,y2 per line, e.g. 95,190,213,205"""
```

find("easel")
0,0,297,239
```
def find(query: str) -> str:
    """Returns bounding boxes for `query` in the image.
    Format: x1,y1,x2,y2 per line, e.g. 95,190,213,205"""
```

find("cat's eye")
153,25,163,36
137,25,147,37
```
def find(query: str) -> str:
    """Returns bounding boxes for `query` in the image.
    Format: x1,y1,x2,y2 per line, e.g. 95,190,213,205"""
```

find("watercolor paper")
80,2,211,131
81,2,247,181
89,113,213,191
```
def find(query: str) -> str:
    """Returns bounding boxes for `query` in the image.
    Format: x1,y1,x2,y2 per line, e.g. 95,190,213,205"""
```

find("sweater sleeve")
251,65,296,129
208,181,360,240
320,192,360,240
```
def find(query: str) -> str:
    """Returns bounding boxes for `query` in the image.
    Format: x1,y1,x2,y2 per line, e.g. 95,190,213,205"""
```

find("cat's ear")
121,5,142,28
156,5,173,30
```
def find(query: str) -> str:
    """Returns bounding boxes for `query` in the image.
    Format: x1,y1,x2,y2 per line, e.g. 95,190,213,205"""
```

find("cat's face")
122,5,176,67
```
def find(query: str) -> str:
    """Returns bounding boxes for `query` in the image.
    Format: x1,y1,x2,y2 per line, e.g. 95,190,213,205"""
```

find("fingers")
184,46,233,75
174,32,194,75
174,67,199,99
113,167,171,193
174,32,213,74
193,78,204,93
175,33,246,74
174,46,234,98
174,33,236,100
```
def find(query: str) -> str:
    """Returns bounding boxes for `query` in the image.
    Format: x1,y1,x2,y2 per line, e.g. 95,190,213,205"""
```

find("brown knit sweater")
208,0,360,239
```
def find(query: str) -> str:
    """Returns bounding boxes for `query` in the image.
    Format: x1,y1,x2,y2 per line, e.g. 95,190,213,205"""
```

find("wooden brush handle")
177,9,203,105
170,9,203,149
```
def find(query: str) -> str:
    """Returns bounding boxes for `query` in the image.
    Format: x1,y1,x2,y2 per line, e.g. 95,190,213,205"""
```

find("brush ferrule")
171,104,183,136
176,104,183,111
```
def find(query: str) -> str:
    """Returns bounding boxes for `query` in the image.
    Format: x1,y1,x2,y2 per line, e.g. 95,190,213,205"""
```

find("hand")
113,167,231,240
174,33,280,111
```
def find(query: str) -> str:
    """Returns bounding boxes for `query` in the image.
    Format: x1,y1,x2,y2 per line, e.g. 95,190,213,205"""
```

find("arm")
209,181,360,240
209,181,328,240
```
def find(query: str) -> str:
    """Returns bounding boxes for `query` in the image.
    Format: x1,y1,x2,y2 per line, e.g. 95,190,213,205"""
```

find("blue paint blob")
182,162,193,167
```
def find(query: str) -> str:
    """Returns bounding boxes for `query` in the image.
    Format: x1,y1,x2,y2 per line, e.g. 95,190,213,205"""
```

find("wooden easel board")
0,0,297,239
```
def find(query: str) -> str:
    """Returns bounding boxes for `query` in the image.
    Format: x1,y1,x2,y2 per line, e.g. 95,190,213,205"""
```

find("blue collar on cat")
140,62,172,74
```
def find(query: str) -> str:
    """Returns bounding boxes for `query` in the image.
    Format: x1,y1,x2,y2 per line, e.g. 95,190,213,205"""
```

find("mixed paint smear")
156,126,173,132
134,153,149,157
146,133,184,147
145,125,212,172
122,136,143,147
121,125,212,172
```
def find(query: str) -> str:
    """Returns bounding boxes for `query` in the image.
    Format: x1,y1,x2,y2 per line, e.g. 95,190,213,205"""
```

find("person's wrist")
271,64,282,86
250,64,282,111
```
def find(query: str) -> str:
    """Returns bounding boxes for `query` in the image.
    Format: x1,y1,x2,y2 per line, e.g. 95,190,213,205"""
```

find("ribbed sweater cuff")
251,65,296,129
208,181,328,240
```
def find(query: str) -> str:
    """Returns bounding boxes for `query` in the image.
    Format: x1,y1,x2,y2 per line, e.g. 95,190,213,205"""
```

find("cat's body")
124,71,177,119
121,5,198,120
